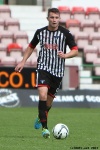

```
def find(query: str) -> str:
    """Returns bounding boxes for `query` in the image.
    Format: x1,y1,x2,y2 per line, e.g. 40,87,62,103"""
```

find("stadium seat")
7,43,22,52
86,7,100,22
14,31,28,47
0,56,16,66
5,18,20,32
0,30,14,46
58,6,70,12
0,5,11,19
71,6,86,21
89,32,100,47
81,19,95,34
16,56,31,67
0,43,7,61
66,19,81,35
31,56,37,67
75,31,89,49
95,20,100,32
0,18,5,30
7,43,23,59
84,45,99,55
58,6,71,22
85,53,98,63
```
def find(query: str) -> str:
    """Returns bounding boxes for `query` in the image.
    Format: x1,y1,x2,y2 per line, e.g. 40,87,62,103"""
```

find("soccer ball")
52,123,69,139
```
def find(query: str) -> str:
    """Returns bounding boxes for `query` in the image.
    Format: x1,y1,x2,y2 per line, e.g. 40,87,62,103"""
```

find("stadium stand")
75,31,89,49
0,30,14,46
0,43,7,61
7,43,23,60
0,2,100,89
5,18,20,32
0,18,5,30
66,19,81,35
89,32,100,48
81,19,95,34
0,56,16,66
84,45,99,55
0,5,11,19
95,20,100,32
13,31,28,47
58,6,71,25
71,6,86,21
86,7,100,22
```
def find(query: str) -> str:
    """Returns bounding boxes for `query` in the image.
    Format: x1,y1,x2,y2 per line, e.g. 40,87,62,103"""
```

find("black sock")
38,100,48,129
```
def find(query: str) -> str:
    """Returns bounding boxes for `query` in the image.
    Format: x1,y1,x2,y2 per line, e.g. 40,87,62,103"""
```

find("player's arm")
58,30,78,59
21,46,35,63
15,46,35,72
58,46,78,59
15,30,39,72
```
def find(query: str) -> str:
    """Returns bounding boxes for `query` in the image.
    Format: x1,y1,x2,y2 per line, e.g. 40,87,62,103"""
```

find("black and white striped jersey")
29,26,77,77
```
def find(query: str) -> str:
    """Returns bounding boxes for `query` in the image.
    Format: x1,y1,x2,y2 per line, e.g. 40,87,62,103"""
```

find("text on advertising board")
0,67,37,89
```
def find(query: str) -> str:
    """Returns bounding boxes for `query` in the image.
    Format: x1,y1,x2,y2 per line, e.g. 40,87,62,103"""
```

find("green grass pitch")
0,107,100,150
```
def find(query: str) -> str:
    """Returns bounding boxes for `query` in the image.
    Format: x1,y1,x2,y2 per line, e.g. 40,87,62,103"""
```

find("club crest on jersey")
40,80,45,84
54,36,59,39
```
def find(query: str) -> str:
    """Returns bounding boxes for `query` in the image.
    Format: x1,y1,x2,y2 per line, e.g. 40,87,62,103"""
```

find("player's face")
47,12,60,31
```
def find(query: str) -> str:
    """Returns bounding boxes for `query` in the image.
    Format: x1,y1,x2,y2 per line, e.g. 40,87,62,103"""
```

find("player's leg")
38,86,50,138
38,86,48,129
46,94,54,113
46,75,62,114
34,69,50,138
34,86,48,129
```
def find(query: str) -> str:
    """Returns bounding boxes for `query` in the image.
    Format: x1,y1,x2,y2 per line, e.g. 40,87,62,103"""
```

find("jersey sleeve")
29,30,39,49
65,30,78,50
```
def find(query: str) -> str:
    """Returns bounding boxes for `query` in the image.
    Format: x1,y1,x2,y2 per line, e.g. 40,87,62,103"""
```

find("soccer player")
15,8,78,138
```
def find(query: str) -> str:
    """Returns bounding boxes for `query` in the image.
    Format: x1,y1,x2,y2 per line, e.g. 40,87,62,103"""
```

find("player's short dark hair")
47,8,60,17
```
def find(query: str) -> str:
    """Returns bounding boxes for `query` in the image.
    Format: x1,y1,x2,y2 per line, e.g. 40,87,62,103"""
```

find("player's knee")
39,93,47,100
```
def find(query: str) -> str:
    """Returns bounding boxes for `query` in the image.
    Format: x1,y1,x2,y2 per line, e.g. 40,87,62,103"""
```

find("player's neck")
47,26,59,31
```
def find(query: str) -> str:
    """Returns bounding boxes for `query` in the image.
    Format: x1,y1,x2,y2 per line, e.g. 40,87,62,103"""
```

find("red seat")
86,7,100,22
58,6,71,24
86,7,99,14
66,19,81,34
71,6,85,21
7,43,22,52
58,6,70,12
0,5,11,19
7,43,23,59
5,18,20,32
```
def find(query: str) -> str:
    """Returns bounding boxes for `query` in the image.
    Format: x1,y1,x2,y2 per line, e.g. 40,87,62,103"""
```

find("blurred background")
0,0,100,107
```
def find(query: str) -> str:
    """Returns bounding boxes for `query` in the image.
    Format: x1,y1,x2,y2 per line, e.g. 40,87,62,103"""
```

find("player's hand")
57,51,66,58
15,61,24,72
